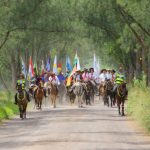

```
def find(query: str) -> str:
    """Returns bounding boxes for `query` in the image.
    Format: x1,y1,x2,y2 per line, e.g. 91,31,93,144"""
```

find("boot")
14,93,18,105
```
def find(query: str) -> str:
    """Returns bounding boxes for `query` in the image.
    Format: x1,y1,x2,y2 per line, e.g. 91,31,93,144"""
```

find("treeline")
0,0,150,89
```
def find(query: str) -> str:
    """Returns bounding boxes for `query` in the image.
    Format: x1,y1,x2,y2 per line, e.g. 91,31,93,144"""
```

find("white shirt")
99,73,106,82
88,72,96,80
49,76,60,85
106,73,112,80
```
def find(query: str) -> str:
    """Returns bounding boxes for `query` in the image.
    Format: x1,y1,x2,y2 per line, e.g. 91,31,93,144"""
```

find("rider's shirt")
115,72,125,85
99,73,106,83
82,72,89,82
16,79,26,90
88,72,95,80
106,73,112,80
49,76,60,85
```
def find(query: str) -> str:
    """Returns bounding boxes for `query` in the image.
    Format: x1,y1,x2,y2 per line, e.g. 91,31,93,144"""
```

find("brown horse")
105,80,115,107
116,83,127,116
48,82,58,108
16,87,28,119
34,81,44,110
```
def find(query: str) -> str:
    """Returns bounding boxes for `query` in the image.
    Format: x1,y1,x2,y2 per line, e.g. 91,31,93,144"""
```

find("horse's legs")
121,100,125,116
78,96,80,108
53,96,56,108
39,99,42,110
19,107,22,119
116,98,121,115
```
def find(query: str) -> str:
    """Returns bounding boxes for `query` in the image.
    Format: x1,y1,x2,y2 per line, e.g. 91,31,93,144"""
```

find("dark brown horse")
116,83,127,116
16,86,28,119
66,85,76,105
105,80,115,107
34,81,44,110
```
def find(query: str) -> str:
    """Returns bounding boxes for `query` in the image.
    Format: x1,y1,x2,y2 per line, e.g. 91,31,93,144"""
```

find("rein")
17,90,26,101
117,87,125,98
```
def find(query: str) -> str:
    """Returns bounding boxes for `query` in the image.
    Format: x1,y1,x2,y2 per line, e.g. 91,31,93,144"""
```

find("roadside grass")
0,91,18,121
127,86,150,133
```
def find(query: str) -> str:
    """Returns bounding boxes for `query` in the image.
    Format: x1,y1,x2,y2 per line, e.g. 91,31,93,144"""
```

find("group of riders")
15,65,128,106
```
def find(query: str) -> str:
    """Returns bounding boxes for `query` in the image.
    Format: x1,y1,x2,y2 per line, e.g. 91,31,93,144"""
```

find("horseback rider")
106,69,112,81
49,73,60,86
34,74,47,98
14,74,30,104
99,69,107,84
88,67,96,80
111,69,116,83
113,66,128,98
82,68,89,82
75,70,83,82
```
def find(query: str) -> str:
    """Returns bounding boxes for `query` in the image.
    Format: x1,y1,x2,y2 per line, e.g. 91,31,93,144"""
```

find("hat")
20,73,25,78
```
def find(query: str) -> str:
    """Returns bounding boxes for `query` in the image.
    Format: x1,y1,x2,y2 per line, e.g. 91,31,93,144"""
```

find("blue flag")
57,74,65,81
46,57,50,71
66,56,72,71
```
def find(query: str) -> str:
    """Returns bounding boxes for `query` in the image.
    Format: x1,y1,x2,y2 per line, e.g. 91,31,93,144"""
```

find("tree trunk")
135,49,142,80
11,54,17,89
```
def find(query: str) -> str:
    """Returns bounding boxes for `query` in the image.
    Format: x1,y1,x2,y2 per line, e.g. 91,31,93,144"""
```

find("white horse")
71,82,86,108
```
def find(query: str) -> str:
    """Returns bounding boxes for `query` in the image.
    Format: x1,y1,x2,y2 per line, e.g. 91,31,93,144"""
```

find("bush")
0,91,18,121
127,85,150,133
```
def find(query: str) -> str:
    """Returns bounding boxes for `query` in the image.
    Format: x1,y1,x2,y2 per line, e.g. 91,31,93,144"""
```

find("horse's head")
118,83,127,97
106,80,113,91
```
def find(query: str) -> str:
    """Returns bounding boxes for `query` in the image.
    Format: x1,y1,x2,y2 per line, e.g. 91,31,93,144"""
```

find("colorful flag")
41,60,45,76
28,56,35,79
66,56,72,71
34,62,38,75
46,57,50,72
21,57,27,78
53,55,58,74
66,53,80,86
57,63,62,73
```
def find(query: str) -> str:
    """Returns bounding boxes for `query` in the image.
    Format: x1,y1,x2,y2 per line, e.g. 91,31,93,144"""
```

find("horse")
47,82,58,108
83,81,93,105
34,81,44,110
115,83,127,116
58,81,67,104
66,85,76,104
105,80,115,107
16,86,28,119
71,82,86,108
87,81,96,104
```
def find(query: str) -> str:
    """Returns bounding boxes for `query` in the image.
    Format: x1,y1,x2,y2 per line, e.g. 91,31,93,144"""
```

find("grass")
0,91,18,121
127,86,150,133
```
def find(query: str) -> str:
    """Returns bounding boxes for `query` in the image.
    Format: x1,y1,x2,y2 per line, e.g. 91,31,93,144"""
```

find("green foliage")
127,87,150,133
0,91,18,121
133,73,147,89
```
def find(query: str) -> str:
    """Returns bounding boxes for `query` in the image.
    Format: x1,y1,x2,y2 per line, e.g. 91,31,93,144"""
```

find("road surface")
0,98,150,150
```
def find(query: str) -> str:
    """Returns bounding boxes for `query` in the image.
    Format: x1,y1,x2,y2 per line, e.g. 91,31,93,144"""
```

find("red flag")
28,56,35,79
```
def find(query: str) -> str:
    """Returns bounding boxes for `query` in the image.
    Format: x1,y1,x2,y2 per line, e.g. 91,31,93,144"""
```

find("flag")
46,57,50,72
53,55,58,74
21,57,27,78
66,53,80,86
41,60,45,76
28,56,35,79
66,56,72,71
93,53,99,77
34,62,38,75
57,63,62,73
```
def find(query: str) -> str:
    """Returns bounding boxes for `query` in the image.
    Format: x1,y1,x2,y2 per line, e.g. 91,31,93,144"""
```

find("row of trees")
0,0,150,89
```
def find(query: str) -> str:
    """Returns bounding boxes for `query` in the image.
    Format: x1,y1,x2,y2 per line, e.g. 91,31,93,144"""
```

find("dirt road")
0,99,150,150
